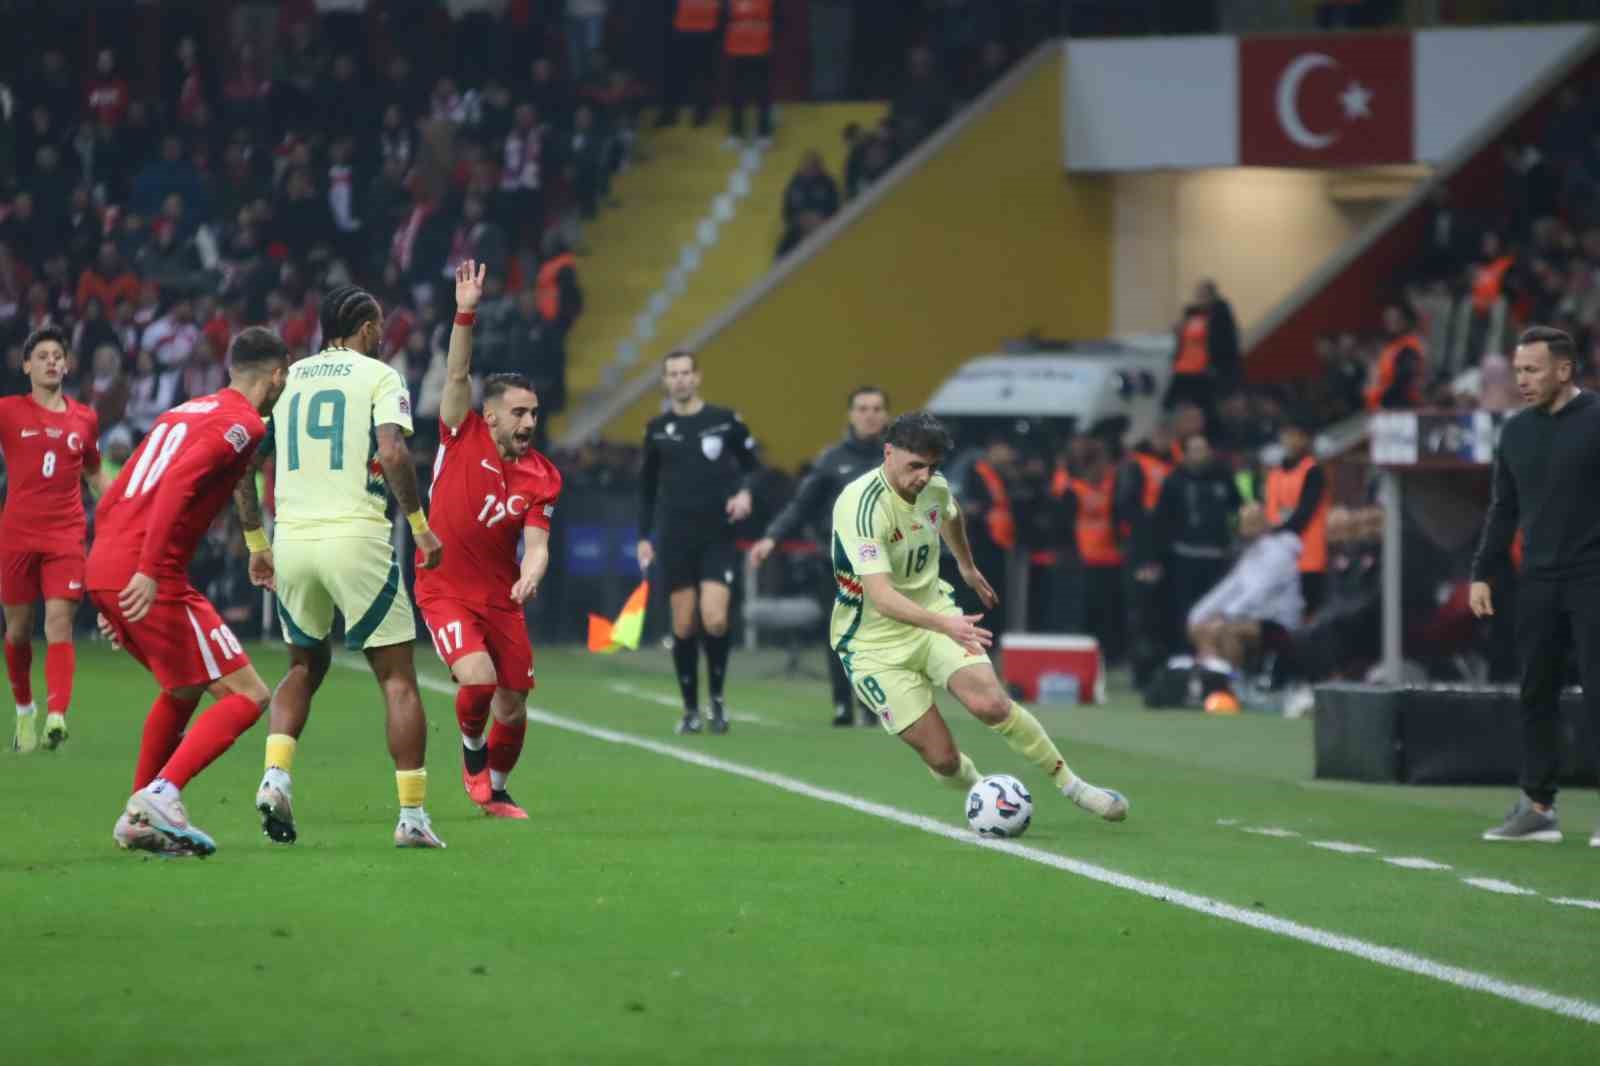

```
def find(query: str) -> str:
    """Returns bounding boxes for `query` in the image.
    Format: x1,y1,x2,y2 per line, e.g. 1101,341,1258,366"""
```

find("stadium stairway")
561,43,1115,469
559,103,883,429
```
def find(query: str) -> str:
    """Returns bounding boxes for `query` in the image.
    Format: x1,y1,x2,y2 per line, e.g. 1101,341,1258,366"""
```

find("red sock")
487,717,527,779
4,640,32,707
157,693,263,789
455,684,495,742
45,642,74,716
134,693,199,791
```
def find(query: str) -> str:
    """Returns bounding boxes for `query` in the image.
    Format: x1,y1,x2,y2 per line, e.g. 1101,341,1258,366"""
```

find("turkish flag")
1240,34,1413,167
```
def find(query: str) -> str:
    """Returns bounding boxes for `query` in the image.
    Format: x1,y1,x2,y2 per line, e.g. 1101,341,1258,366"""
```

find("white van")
925,335,1175,456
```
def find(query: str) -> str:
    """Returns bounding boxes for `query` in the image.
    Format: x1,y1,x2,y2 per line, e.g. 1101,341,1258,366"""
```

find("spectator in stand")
140,297,200,371
892,45,952,150
273,20,330,130
326,137,363,259
534,234,581,414
661,0,720,128
76,242,140,314
524,57,573,135
507,285,548,392
72,298,119,366
1318,333,1366,422
478,76,515,145
726,0,775,145
1154,432,1242,650
85,49,131,130
131,135,208,222
1064,434,1125,664
566,1,610,80
82,342,129,429
124,346,183,434
566,104,607,221
323,53,371,140
777,150,839,258
33,49,78,127
502,104,548,247
171,35,212,130
0,191,47,266
445,194,509,282
110,298,140,361
1166,278,1239,422
135,223,209,296
274,167,336,262
1418,185,1476,284
1365,302,1426,410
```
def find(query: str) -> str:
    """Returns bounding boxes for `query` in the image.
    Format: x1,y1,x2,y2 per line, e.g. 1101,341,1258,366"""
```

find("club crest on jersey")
928,508,941,526
224,424,252,453
398,393,411,415
701,436,723,461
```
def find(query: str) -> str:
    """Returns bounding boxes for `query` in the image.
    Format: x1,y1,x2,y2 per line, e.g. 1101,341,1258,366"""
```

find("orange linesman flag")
587,581,649,653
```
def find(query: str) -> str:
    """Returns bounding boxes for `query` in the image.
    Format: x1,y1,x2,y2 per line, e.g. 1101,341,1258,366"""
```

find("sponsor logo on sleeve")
858,543,880,562
224,424,252,453
398,393,412,416
543,504,556,518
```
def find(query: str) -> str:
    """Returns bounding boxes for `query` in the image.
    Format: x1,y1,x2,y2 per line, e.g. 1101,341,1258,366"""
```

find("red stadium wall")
1246,47,1600,384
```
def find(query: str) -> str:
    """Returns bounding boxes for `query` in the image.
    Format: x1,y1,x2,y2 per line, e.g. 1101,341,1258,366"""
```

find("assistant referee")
1470,326,1600,847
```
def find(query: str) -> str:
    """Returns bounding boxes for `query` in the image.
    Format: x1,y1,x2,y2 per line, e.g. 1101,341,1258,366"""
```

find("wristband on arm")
243,528,270,553
407,510,431,537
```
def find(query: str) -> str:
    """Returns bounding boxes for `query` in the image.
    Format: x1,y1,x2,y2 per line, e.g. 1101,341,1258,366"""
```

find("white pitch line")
1310,841,1378,855
1243,826,1301,838
1551,898,1600,911
1384,857,1453,871
383,665,1600,1026
1463,878,1539,897
606,681,778,727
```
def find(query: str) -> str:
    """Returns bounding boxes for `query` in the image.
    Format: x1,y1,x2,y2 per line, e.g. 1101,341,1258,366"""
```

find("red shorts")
91,585,251,691
417,595,534,691
0,549,85,604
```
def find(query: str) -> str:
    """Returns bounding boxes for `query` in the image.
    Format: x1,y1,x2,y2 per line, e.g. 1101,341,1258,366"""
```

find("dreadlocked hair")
320,285,380,344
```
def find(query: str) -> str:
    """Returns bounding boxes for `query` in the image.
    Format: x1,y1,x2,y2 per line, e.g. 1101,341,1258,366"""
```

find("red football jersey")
0,394,102,553
416,411,562,606
86,389,266,594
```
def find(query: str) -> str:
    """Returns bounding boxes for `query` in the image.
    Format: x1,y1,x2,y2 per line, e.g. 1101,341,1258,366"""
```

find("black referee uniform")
1472,389,1600,812
639,404,760,725
760,428,882,726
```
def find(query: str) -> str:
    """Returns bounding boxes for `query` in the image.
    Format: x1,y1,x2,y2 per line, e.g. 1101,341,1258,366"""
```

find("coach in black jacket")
1470,326,1600,846
750,386,890,726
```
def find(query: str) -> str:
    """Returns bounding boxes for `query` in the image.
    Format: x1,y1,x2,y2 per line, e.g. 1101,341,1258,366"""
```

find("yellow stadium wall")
603,48,1111,469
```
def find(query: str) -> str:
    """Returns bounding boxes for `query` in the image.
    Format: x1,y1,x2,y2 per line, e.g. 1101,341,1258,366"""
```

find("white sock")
400,805,426,822
262,766,292,791
462,731,487,751
16,702,35,718
489,769,508,791
147,777,180,800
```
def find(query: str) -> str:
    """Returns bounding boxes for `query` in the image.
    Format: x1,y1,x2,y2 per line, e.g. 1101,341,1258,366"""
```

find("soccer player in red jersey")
0,327,108,753
87,327,289,857
416,260,560,820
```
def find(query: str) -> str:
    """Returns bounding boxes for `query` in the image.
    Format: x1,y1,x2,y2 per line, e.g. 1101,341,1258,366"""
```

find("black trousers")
1083,565,1126,665
1170,555,1229,640
663,30,718,123
1514,577,1600,806
1125,569,1171,687
729,56,773,138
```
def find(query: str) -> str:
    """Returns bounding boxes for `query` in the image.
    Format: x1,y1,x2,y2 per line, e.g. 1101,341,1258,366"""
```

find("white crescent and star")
1275,52,1375,150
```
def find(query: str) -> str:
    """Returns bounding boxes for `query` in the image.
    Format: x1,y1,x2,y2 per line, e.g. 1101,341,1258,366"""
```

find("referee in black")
749,385,890,726
1470,326,1600,847
638,350,762,736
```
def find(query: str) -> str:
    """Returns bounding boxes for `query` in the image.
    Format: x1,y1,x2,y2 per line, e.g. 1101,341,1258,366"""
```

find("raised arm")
441,259,486,432
376,422,442,569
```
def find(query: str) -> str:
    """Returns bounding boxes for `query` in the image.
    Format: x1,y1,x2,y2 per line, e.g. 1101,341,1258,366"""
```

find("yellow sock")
396,768,428,808
930,751,982,791
264,733,297,773
990,703,1076,790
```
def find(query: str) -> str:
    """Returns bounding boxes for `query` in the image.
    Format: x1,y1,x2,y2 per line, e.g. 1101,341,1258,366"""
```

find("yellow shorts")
838,613,990,735
273,535,416,651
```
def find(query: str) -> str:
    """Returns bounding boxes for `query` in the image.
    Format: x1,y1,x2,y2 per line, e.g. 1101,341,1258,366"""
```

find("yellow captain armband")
407,510,431,537
244,528,271,553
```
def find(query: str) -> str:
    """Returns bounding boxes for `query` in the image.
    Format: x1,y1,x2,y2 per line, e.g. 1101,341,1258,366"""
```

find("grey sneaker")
1482,797,1562,843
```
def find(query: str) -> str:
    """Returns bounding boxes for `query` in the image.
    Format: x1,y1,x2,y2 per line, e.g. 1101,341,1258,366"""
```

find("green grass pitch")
6,641,1599,1064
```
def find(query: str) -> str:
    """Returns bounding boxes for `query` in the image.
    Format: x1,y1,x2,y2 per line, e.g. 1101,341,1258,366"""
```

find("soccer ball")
966,774,1033,839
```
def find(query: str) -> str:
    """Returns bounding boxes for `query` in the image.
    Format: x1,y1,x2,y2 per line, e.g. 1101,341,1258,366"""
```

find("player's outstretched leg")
256,642,329,844
483,688,530,819
700,580,732,734
947,664,1128,822
40,597,76,750
124,669,271,857
897,708,983,790
4,605,37,753
367,642,446,849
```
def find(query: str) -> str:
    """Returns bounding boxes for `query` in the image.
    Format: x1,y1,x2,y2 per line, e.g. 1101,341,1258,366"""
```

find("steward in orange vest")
1364,304,1426,411
726,0,774,141
1115,425,1177,686
1062,436,1127,663
1166,280,1238,420
674,0,719,33
1264,417,1328,614
663,0,721,127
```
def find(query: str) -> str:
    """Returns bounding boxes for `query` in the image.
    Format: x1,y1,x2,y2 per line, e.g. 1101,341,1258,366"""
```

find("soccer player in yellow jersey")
831,412,1128,820
234,284,448,848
